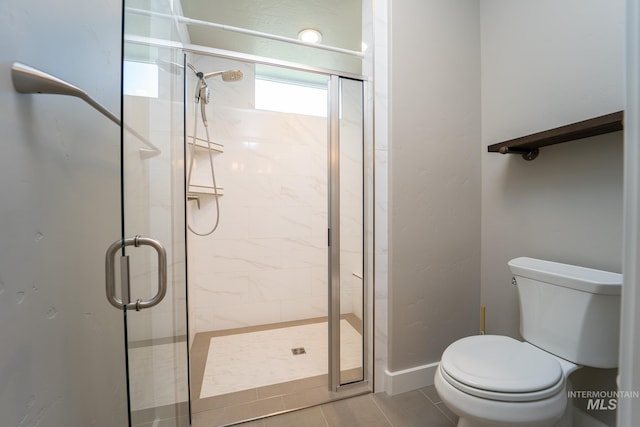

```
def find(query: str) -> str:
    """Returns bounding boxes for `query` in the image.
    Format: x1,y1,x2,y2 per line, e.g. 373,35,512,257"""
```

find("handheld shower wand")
194,75,210,127
182,63,243,236
156,59,244,236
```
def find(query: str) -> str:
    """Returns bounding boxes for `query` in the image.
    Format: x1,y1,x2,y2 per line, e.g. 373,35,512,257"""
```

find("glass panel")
338,78,365,385
123,4,190,427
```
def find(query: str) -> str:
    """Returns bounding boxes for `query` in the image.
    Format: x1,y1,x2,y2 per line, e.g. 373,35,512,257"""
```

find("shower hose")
187,101,221,236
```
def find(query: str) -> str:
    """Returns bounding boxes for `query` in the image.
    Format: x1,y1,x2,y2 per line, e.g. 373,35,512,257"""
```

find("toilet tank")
508,257,622,368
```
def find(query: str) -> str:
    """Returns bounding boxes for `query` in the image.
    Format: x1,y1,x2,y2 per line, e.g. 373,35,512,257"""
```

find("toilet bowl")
435,257,622,427
435,335,578,427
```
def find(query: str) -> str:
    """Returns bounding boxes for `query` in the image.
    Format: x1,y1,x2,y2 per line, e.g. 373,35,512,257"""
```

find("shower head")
184,62,243,82
184,65,244,127
203,70,244,82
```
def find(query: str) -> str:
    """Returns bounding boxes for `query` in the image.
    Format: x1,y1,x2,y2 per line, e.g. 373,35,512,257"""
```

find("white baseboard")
384,361,440,395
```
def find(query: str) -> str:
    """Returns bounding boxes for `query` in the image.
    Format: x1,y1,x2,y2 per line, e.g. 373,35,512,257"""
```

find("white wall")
480,0,625,339
386,0,481,392
0,0,127,425
480,1,625,424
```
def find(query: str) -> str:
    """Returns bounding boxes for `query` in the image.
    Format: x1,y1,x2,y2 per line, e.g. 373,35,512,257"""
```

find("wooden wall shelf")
487,111,624,160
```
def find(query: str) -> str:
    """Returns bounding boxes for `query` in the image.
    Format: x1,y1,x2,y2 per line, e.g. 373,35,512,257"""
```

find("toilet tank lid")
508,257,622,295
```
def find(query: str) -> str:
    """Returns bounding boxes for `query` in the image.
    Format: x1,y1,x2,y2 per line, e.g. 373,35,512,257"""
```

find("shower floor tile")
190,315,366,425
200,318,362,398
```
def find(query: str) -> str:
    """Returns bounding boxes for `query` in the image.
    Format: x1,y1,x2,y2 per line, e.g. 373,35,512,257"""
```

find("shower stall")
183,54,368,422
120,1,373,425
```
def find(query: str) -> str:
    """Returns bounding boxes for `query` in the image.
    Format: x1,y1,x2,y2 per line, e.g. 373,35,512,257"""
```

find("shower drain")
291,347,306,355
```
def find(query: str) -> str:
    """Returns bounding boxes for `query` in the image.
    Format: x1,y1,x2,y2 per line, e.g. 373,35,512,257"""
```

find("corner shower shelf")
187,136,224,153
487,111,624,161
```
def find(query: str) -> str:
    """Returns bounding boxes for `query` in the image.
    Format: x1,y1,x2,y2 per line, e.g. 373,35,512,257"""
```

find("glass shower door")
120,51,190,427
120,4,190,427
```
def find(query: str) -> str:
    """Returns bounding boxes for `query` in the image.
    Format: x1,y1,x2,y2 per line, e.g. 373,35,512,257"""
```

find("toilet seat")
440,335,565,402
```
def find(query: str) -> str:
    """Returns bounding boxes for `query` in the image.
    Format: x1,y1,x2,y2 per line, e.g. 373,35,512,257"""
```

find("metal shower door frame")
328,74,372,393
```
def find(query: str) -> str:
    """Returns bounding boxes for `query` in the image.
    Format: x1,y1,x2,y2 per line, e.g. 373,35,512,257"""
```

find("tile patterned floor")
192,386,458,427
200,320,362,397
131,316,459,426
191,316,367,426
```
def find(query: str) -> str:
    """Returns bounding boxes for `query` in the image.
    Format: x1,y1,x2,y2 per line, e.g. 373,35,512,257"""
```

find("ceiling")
178,0,363,73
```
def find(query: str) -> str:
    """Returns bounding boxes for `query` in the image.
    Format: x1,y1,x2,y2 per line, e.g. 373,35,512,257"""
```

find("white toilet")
434,257,622,427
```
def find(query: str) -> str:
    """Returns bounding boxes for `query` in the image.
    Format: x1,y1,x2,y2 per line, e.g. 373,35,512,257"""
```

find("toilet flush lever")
511,277,518,286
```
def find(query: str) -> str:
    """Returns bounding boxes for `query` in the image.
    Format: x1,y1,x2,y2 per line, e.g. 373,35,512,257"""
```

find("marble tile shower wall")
189,105,330,332
187,60,362,333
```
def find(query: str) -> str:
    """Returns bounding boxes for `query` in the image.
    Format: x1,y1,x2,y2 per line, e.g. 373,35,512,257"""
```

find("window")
255,78,327,117
123,61,158,98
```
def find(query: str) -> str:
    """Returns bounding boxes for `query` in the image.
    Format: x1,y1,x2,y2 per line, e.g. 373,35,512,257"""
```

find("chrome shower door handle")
105,235,167,311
